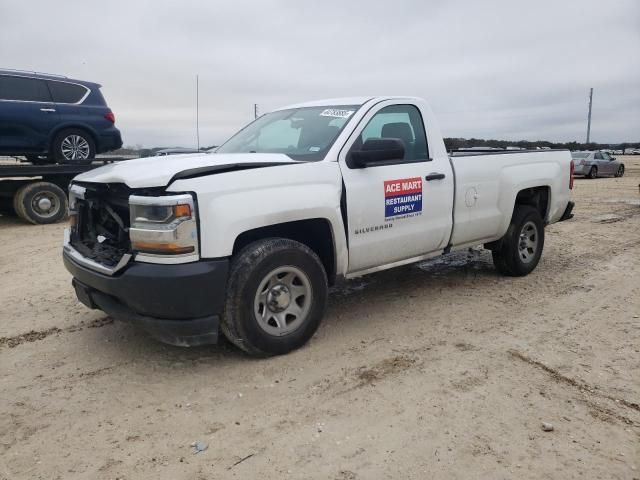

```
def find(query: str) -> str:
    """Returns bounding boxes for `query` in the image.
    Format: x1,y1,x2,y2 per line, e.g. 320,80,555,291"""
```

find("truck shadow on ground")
0,215,27,226
87,248,499,363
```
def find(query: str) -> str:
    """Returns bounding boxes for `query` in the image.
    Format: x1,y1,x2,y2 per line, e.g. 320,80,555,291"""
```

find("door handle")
425,173,446,181
40,108,56,112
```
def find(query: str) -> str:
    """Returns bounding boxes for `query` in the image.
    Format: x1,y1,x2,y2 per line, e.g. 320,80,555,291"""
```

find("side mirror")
348,138,405,168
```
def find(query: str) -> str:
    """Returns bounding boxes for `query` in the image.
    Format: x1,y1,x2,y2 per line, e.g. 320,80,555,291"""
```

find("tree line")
444,138,640,151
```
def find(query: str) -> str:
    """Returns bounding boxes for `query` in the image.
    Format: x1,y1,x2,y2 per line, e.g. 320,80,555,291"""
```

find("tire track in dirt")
509,350,640,427
0,316,113,349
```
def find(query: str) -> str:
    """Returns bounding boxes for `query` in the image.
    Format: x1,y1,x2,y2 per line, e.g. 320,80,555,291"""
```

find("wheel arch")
48,124,99,153
232,218,338,285
514,186,550,223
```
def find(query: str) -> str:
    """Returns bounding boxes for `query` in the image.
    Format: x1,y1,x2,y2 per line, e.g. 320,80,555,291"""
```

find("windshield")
571,152,590,158
216,105,359,161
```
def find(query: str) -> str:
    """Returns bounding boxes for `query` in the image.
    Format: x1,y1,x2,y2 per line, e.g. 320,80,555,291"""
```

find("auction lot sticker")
384,177,423,219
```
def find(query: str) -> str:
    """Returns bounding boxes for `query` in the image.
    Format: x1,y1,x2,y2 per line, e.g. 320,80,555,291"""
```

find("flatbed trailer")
0,159,120,224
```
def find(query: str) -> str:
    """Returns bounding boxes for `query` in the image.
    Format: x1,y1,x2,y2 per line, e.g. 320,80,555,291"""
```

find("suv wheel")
491,205,545,277
221,238,328,356
52,129,95,164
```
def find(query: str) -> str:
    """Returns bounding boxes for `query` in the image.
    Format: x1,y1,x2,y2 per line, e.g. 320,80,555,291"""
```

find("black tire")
491,205,545,277
52,128,95,164
13,182,68,224
615,165,625,177
221,238,328,356
587,166,597,179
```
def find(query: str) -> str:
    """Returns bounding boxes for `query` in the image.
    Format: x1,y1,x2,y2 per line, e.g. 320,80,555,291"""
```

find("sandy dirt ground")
1,156,639,479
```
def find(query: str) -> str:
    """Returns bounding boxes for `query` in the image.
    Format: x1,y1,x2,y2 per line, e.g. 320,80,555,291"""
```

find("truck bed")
449,149,572,248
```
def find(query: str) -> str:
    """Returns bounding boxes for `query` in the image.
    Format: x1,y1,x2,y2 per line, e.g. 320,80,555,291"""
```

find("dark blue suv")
0,69,122,164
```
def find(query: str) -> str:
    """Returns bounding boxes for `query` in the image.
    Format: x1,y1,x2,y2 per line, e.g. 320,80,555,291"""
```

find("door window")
594,152,603,160
355,104,429,162
0,75,51,102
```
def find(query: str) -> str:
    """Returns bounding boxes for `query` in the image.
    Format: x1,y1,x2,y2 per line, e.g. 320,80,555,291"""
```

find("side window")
0,75,51,102
594,152,603,160
48,81,88,104
356,104,428,162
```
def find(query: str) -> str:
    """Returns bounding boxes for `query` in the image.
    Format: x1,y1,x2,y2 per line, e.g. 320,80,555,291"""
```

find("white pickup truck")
63,96,574,356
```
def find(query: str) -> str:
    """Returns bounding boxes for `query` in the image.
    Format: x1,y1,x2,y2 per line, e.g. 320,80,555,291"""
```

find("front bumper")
63,247,229,346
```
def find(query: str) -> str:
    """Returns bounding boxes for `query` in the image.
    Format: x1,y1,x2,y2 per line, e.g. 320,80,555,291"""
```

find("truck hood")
73,153,299,188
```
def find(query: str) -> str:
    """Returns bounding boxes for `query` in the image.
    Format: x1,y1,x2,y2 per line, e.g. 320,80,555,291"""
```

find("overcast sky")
2,0,639,147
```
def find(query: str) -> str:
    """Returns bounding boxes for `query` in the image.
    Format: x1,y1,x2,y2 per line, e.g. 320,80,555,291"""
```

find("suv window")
357,104,429,161
48,81,88,104
0,75,51,102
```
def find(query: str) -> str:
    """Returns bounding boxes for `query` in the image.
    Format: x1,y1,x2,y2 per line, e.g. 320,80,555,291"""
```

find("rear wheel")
52,128,95,164
491,205,545,277
587,166,598,179
13,182,68,224
221,238,328,356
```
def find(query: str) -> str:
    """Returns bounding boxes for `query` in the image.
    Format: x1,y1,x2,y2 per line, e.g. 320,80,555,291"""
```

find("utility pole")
196,74,200,150
254,103,259,119
586,88,593,144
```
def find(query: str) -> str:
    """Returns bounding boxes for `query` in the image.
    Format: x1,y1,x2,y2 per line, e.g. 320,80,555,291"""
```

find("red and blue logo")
384,177,423,218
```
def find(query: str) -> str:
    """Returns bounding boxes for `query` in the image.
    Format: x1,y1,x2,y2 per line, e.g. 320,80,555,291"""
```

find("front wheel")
221,238,328,356
491,205,545,277
615,165,625,177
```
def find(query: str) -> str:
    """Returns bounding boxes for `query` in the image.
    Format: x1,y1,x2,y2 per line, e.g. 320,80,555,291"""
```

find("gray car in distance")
572,151,625,179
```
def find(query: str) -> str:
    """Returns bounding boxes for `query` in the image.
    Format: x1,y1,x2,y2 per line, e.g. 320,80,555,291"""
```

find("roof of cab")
275,96,424,111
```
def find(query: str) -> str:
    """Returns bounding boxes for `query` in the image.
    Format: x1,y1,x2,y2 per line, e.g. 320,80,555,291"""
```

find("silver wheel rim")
618,166,624,176
61,135,90,160
518,221,539,264
254,266,312,336
31,191,60,218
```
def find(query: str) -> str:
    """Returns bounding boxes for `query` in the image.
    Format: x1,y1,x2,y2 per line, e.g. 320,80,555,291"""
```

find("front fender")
168,161,349,275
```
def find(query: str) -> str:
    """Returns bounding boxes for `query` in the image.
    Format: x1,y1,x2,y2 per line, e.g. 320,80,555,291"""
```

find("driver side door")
338,101,454,275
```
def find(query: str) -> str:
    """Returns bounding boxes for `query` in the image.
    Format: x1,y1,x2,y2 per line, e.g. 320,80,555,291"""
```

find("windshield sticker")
309,146,321,152
384,177,423,220
320,109,354,119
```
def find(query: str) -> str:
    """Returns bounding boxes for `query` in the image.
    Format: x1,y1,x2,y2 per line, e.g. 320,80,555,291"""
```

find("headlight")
129,194,199,262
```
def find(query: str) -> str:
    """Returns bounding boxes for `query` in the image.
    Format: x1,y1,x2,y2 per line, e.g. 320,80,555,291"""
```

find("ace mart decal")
384,177,423,220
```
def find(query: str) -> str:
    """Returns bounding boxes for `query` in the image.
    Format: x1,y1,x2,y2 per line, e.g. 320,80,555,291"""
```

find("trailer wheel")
491,205,544,277
14,182,68,224
221,238,328,356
